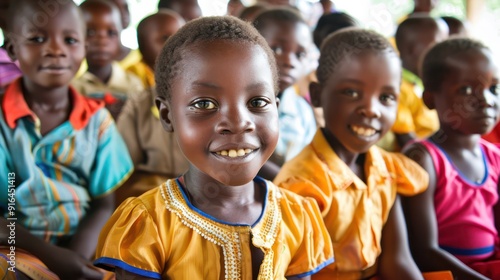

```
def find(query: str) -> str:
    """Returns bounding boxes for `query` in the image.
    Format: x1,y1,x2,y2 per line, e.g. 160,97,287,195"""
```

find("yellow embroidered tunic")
95,177,334,279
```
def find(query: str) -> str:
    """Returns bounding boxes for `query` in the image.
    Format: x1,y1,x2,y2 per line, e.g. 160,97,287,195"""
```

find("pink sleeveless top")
420,139,500,264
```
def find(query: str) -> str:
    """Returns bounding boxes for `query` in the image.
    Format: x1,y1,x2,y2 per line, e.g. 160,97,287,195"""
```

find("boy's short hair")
421,38,489,92
80,0,123,30
155,16,279,99
6,0,83,34
136,10,183,53
313,12,358,49
252,6,305,32
395,16,443,51
441,16,466,36
316,28,397,85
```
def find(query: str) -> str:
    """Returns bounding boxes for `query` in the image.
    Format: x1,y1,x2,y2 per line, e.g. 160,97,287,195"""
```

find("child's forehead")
10,2,83,33
81,2,122,26
446,50,497,74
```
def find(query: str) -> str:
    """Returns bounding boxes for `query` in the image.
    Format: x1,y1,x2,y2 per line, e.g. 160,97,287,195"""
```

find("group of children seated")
0,0,498,279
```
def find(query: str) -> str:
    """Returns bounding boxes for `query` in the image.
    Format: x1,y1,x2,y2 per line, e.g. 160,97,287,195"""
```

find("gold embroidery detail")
160,179,281,280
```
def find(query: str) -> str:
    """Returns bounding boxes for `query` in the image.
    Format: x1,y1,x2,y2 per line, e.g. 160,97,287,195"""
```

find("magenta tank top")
420,139,500,264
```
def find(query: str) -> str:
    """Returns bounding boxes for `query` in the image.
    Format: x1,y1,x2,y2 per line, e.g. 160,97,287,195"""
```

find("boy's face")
84,7,121,68
8,3,85,90
157,41,279,186
428,50,500,135
141,15,184,70
259,20,311,93
313,52,401,154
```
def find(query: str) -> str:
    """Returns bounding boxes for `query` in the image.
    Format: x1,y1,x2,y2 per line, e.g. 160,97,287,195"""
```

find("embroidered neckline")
160,179,282,279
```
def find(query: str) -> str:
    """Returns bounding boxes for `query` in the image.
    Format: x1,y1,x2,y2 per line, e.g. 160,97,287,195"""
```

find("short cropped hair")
421,38,489,91
313,12,358,49
395,16,442,51
155,16,279,99
252,6,305,32
6,0,83,33
316,28,397,85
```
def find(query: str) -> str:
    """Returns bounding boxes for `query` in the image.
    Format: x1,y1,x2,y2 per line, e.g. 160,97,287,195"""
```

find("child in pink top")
403,38,500,280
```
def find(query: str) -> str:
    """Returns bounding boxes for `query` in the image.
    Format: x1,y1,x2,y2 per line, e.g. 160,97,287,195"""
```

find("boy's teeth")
352,126,376,136
216,148,254,157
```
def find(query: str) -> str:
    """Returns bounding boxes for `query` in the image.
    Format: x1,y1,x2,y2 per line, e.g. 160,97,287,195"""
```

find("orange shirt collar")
311,129,391,190
2,78,104,130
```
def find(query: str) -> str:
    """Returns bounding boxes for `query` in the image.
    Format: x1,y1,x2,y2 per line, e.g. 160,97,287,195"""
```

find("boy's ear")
155,96,174,132
6,38,17,61
422,89,435,109
309,82,322,108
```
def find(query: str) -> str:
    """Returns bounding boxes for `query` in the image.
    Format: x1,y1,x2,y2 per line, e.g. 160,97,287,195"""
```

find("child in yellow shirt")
95,16,333,279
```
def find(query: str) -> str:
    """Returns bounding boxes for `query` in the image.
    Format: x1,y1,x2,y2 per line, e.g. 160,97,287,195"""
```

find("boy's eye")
108,30,118,37
459,86,473,95
490,84,499,95
342,89,359,98
193,100,217,110
28,36,45,43
272,46,283,55
380,93,397,104
296,50,307,60
65,37,77,44
249,98,269,108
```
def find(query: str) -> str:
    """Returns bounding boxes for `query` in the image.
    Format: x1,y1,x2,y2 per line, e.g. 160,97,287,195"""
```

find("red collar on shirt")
2,78,104,130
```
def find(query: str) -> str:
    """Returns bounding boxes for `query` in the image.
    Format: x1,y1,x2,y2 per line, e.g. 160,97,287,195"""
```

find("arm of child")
394,132,417,150
401,144,489,280
0,217,103,279
496,181,500,241
378,195,423,280
66,192,115,260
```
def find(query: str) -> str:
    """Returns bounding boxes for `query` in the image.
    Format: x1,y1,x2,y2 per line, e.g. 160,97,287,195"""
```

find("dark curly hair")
155,16,279,99
422,37,489,92
316,28,397,85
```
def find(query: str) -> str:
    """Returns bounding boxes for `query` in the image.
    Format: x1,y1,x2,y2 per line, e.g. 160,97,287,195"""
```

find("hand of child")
43,245,104,280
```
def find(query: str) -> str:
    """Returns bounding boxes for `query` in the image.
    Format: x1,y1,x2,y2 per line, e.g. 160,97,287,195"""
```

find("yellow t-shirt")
118,49,143,71
125,60,155,89
95,177,334,279
274,129,429,279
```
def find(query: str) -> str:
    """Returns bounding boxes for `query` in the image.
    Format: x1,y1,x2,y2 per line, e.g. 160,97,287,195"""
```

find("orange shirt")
274,129,428,279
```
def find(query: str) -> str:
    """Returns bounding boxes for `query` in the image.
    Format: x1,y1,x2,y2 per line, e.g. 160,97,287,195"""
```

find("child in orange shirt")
275,28,428,279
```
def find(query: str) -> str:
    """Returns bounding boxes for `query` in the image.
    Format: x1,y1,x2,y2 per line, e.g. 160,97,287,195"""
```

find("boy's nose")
277,51,297,69
46,39,66,56
216,106,256,135
357,97,382,118
479,88,497,108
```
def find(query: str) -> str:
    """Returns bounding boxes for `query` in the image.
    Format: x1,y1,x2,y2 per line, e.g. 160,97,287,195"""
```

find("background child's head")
137,10,185,70
313,12,358,49
253,7,312,94
6,0,85,89
422,38,499,136
157,0,202,22
441,16,467,37
80,0,122,69
108,0,130,29
155,16,279,185
396,15,448,75
238,3,268,22
313,28,401,153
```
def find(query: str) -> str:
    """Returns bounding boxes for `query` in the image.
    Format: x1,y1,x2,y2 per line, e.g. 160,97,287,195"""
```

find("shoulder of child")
377,145,430,196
